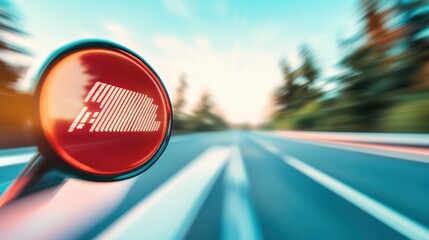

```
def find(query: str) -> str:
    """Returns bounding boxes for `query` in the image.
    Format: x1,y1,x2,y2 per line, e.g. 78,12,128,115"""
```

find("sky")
11,0,358,125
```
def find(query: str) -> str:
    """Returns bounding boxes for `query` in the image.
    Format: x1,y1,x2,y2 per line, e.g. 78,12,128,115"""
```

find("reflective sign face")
35,42,171,178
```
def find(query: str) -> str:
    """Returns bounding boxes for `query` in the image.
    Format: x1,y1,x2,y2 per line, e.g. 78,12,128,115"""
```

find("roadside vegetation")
267,0,429,133
172,74,229,133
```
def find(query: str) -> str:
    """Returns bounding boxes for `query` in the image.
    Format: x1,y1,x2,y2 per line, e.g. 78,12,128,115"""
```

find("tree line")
172,74,229,132
268,0,429,133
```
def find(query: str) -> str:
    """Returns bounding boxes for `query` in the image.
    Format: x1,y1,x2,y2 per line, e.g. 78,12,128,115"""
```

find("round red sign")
35,41,172,179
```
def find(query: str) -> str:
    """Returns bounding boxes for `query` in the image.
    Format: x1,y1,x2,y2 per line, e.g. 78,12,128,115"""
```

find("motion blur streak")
98,146,231,240
268,132,429,163
0,178,137,239
0,147,36,167
314,140,429,159
274,131,429,146
1,132,429,239
253,138,429,240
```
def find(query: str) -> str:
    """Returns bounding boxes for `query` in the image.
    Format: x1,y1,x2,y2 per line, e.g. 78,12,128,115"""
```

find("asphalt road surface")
0,131,428,240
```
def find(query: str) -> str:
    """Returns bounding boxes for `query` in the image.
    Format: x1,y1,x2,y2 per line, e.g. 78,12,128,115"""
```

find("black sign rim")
32,39,172,181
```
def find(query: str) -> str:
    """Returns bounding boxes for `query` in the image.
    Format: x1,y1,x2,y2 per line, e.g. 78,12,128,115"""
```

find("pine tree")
188,91,228,131
274,45,321,113
172,74,188,131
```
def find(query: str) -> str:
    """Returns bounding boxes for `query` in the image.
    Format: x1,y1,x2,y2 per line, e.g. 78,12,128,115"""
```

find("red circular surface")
38,48,171,176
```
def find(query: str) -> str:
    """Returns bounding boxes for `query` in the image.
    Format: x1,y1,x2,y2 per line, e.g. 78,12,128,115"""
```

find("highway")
0,131,429,240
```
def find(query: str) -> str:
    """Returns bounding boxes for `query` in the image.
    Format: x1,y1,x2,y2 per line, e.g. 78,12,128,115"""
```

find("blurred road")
1,131,429,240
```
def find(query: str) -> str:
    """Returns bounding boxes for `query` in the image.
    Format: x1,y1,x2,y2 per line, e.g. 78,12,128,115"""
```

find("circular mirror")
33,40,172,181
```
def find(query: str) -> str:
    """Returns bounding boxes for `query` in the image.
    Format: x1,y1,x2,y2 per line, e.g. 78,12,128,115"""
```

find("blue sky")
13,0,358,124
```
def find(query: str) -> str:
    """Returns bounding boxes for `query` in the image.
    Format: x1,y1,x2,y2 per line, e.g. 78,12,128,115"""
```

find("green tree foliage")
274,59,297,111
335,0,429,130
338,46,392,130
377,95,429,132
273,44,322,125
275,45,321,110
298,45,319,87
171,74,229,132
394,0,429,89
187,91,228,131
269,0,429,133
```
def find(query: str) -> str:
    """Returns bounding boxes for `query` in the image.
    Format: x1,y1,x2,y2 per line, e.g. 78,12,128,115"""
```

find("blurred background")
268,0,429,133
0,0,428,148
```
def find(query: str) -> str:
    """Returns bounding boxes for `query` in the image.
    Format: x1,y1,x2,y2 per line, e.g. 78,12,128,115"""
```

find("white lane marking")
222,145,262,240
98,146,232,240
252,137,429,240
252,137,282,155
0,151,36,167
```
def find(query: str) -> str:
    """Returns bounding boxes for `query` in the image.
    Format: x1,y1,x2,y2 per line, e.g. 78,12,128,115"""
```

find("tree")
393,0,429,89
274,45,321,113
274,59,296,111
0,0,29,92
333,0,402,130
298,44,320,88
269,0,429,132
188,91,228,131
172,74,188,131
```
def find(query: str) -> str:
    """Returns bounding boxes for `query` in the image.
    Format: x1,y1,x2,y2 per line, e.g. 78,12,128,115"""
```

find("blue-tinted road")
0,131,428,240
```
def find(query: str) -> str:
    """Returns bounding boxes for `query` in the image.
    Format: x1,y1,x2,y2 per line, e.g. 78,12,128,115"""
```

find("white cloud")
73,20,283,125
